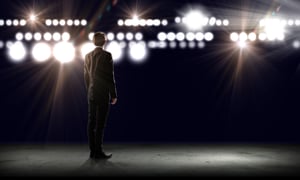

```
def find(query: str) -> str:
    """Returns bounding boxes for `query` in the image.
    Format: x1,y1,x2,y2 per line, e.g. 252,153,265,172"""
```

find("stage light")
223,19,229,26
45,19,52,26
124,19,132,26
188,41,196,48
184,11,203,30
277,33,285,41
53,32,61,41
148,41,157,49
230,32,239,42
201,17,209,26
195,32,204,41
153,19,161,26
6,41,13,49
74,19,80,26
169,41,177,49
139,19,146,26
119,41,127,49
62,32,70,41
158,41,167,49
258,33,267,41
238,41,247,49
52,19,59,26
0,41,3,49
25,32,33,41
146,19,154,26
0,19,4,26
106,41,123,62
239,32,248,41
216,19,222,26
34,32,42,41
158,32,167,41
167,32,176,41
116,32,125,41
88,32,95,41
175,17,181,23
32,42,51,62
204,32,214,41
53,42,75,63
132,15,139,27
288,19,294,26
248,32,257,41
295,20,300,26
293,40,300,49
44,32,52,41
59,19,66,26
29,14,37,22
129,42,147,63
15,33,24,41
135,32,143,41
126,33,134,41
264,18,285,41
107,32,115,41
198,41,205,48
13,19,19,26
81,42,96,59
179,41,187,49
67,19,73,26
6,20,12,26
260,19,266,27
81,19,87,26
162,19,168,26
117,19,124,26
8,41,27,63
186,32,195,41
209,17,216,26
20,19,27,26
176,32,185,41
281,20,287,26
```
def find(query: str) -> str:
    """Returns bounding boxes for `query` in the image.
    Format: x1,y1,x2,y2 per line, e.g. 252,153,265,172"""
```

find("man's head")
93,32,107,47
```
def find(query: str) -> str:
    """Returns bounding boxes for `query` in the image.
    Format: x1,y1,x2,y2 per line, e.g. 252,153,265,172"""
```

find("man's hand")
111,98,117,105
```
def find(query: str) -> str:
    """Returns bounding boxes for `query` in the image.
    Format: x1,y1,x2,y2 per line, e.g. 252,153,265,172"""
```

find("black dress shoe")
94,152,112,159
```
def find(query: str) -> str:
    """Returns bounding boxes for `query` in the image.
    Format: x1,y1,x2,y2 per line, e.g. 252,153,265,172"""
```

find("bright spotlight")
117,19,124,26
198,41,205,48
107,32,115,41
44,32,52,41
238,41,247,49
52,19,59,26
288,19,294,26
167,32,176,41
204,32,214,41
169,42,177,49
129,42,147,63
81,19,87,26
135,32,143,41
81,42,96,59
188,41,196,48
62,32,70,41
186,32,195,41
32,42,51,62
293,40,300,49
175,17,181,23
20,19,27,26
74,19,80,26
25,32,33,41
295,20,300,26
259,33,267,41
132,15,139,27
126,33,134,41
88,32,95,41
0,19,4,26
230,32,239,42
179,41,187,49
153,19,161,26
158,32,167,41
8,41,27,63
116,32,125,41
106,41,123,62
29,14,37,22
6,20,12,26
209,17,216,26
184,11,203,30
176,32,185,41
248,32,257,41
59,19,66,26
0,41,4,49
53,42,75,63
216,19,222,26
45,19,52,26
158,41,167,49
264,18,285,41
239,32,248,41
67,19,73,26
146,19,154,26
15,32,24,41
13,19,19,26
34,32,42,41
125,19,132,26
195,32,204,41
139,19,146,26
53,32,61,41
148,41,157,49
162,19,168,26
223,19,229,26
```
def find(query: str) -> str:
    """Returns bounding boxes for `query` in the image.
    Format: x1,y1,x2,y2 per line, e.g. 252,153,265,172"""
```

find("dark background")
0,0,300,143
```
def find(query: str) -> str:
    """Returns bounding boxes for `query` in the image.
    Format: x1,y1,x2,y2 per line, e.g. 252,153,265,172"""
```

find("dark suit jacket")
84,47,117,103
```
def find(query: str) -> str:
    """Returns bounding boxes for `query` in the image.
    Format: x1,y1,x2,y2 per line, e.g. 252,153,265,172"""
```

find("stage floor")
0,143,299,177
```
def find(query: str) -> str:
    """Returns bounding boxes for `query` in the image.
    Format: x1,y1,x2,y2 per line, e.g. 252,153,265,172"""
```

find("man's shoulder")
102,50,112,57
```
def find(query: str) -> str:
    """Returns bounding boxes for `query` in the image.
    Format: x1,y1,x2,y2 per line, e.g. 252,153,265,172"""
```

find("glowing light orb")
248,32,257,41
129,42,147,63
20,19,27,26
59,19,66,26
176,32,185,41
184,11,203,30
135,32,143,41
81,42,96,59
53,42,75,63
167,32,176,41
126,33,134,41
81,19,87,26
106,41,123,62
52,19,59,26
13,19,19,26
15,32,23,41
32,42,52,62
62,32,70,41
53,32,61,41
158,32,167,41
88,32,95,41
116,33,125,41
29,14,37,22
44,32,52,41
293,40,300,49
161,19,168,26
238,41,247,49
6,20,12,26
230,32,239,42
34,33,42,41
0,19,4,26
107,32,115,41
8,41,27,62
195,32,204,41
67,20,73,26
239,32,248,41
186,32,195,41
259,33,267,41
264,18,285,41
204,32,214,41
25,32,33,41
74,19,80,26
45,19,52,26
117,19,124,26
223,19,229,26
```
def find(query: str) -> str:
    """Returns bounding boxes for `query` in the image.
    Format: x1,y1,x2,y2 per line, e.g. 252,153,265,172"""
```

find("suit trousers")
88,100,110,154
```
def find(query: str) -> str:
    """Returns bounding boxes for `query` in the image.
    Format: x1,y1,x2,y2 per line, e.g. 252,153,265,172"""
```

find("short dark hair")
93,32,107,47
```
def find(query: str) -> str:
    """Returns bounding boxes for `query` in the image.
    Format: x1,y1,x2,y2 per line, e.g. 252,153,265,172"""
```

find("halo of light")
81,42,96,59
107,32,115,41
201,17,209,26
148,41,157,49
162,19,168,26
260,19,266,27
32,42,52,62
53,42,75,63
25,32,33,41
106,41,123,62
293,40,300,49
59,19,66,26
167,32,176,41
88,32,95,41
8,41,27,62
62,32,70,41
239,32,248,41
34,32,42,41
139,19,146,26
67,19,73,26
204,32,214,41
216,19,222,26
44,32,52,41
116,32,125,41
153,19,161,26
52,19,59,26
186,32,195,41
132,16,139,27
45,19,52,26
248,32,257,41
6,41,13,49
288,19,294,26
29,14,37,22
20,19,27,26
176,32,185,41
126,32,134,41
0,41,4,49
184,11,203,30
74,19,80,26
264,18,285,41
295,20,300,26
258,33,267,41
230,32,239,42
129,42,147,63
238,41,247,49
124,19,132,26
209,17,216,26
135,32,143,41
223,19,229,26
15,32,23,41
158,32,167,41
117,19,124,26
158,41,167,49
188,41,196,48
195,32,204,41
169,42,177,49
277,33,285,41
179,41,187,49
53,32,61,41
81,19,87,26
6,20,12,26
146,19,154,26
175,17,181,23
13,19,19,26
0,19,4,26
119,41,127,49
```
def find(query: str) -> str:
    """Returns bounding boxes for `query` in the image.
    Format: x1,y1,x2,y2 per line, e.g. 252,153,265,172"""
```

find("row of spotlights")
0,19,27,26
157,32,214,42
45,19,87,26
230,32,285,42
118,19,168,27
147,41,205,49
88,32,144,41
260,18,300,27
15,32,71,41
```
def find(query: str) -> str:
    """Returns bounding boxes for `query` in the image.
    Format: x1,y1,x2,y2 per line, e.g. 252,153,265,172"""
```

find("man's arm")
107,54,118,103
84,55,90,91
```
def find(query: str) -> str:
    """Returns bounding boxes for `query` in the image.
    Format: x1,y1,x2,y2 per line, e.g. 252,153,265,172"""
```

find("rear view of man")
84,32,117,159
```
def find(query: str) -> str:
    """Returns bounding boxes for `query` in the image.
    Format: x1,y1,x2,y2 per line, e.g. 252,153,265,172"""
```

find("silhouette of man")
84,32,117,159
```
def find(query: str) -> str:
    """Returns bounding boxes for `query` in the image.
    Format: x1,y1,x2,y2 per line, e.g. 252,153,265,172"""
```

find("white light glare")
44,32,52,41
32,42,51,62
81,42,96,59
239,32,248,41
129,42,147,63
34,33,42,41
29,14,37,22
15,33,23,41
248,32,257,41
230,32,239,42
135,32,143,41
25,32,33,41
204,32,214,41
184,11,204,30
158,32,167,41
293,40,300,49
53,42,75,63
53,32,61,41
46,19,52,26
107,32,115,41
13,19,19,26
116,33,125,41
62,32,71,41
106,41,123,62
167,32,176,41
238,41,247,49
89,32,95,41
8,41,27,62
176,32,185,41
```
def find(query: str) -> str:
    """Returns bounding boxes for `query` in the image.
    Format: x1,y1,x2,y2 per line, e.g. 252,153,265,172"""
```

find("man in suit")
84,32,117,159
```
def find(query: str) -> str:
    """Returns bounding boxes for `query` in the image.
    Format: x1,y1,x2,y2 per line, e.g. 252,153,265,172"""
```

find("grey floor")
0,143,300,177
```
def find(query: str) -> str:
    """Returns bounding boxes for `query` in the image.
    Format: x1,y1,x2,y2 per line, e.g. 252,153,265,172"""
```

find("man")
84,32,118,159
